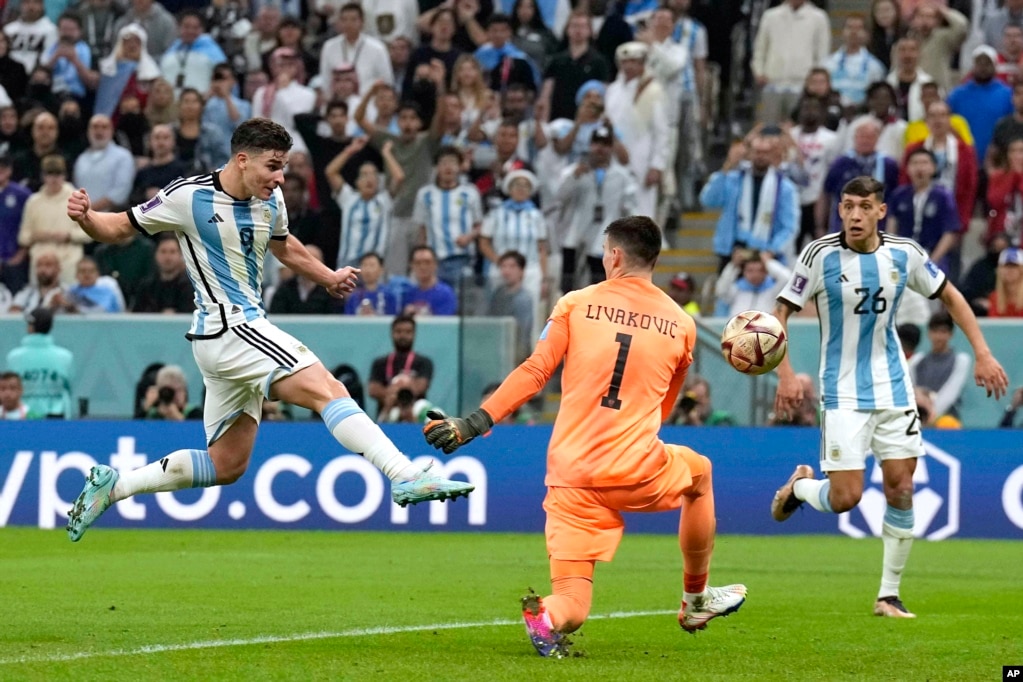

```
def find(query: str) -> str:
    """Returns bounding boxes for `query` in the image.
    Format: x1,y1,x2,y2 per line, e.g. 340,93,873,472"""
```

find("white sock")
111,449,217,502
321,398,420,481
879,507,915,599
683,590,705,606
794,478,833,513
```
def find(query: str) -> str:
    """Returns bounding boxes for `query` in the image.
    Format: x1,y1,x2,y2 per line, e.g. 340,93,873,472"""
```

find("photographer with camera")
664,373,735,426
367,314,434,418
378,372,439,424
143,365,202,421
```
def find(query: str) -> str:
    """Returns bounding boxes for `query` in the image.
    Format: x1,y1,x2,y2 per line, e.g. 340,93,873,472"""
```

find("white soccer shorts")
192,318,319,444
819,408,926,472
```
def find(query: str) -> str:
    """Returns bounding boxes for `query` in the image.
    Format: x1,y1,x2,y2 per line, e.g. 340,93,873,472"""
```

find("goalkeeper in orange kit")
423,216,746,658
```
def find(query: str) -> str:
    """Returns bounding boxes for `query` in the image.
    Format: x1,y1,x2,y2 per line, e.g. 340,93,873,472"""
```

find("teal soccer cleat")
390,463,474,507
66,465,119,542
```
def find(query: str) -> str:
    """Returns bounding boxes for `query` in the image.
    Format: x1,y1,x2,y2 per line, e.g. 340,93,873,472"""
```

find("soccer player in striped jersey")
771,176,1008,618
63,118,474,542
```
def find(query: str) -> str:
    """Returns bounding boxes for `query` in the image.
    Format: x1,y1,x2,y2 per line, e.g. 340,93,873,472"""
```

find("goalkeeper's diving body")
423,216,747,657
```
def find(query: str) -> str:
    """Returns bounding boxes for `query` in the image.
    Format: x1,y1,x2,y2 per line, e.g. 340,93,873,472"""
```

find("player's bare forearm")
67,188,136,243
270,235,334,286
940,282,993,359
772,300,797,378
941,281,1009,398
74,210,134,243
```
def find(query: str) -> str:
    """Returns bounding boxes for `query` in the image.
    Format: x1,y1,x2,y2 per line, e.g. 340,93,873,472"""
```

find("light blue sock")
111,448,216,502
883,505,914,531
793,478,833,513
321,398,417,480
189,449,217,487
880,505,915,598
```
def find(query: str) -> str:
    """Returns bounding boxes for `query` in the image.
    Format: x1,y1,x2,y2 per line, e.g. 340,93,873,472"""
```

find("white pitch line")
0,609,676,666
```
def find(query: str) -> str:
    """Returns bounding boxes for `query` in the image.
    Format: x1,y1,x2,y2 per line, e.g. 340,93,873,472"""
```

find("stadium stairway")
657,210,720,289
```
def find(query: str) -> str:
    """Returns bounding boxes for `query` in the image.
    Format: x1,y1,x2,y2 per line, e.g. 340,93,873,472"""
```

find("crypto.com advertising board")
1,423,1020,539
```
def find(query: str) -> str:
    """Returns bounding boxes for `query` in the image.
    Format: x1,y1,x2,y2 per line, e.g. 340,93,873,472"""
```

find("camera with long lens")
157,386,176,405
396,388,415,408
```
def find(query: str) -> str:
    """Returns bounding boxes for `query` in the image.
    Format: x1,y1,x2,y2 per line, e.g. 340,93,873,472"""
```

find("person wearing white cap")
989,247,1023,317
948,44,1014,167
605,40,669,223
480,168,548,327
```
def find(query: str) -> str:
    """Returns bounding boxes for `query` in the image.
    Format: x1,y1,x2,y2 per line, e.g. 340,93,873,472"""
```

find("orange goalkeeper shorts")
543,444,704,562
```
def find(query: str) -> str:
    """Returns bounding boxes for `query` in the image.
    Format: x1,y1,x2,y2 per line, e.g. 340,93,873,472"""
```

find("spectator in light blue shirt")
72,114,135,211
67,255,124,313
43,12,98,103
201,62,251,159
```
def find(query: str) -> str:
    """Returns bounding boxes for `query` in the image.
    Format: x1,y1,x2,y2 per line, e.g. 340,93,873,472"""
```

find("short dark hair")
0,371,21,384
906,147,937,166
26,307,54,334
841,176,885,201
339,2,364,19
212,62,233,78
920,81,941,93
927,310,954,332
604,215,661,267
392,314,416,330
498,250,526,269
397,101,423,121
410,245,437,263
866,81,898,101
231,118,293,155
325,99,349,116
57,11,81,27
897,323,921,351
359,251,383,266
487,13,512,28
178,8,206,28
434,144,462,165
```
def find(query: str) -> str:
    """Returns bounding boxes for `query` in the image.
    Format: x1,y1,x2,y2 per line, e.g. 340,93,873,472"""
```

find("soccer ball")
720,310,787,375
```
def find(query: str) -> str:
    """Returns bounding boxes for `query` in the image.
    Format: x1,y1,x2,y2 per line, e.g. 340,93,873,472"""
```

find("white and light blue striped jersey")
336,184,392,268
412,183,483,260
778,232,947,410
480,203,548,267
672,17,708,96
128,172,288,339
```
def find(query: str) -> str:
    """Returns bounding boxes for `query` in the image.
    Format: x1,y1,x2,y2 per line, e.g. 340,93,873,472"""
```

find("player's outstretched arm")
269,234,359,298
940,281,1009,399
772,300,804,417
66,189,136,243
423,408,495,454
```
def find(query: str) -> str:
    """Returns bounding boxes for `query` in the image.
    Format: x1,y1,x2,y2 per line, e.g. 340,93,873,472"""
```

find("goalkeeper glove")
423,408,494,454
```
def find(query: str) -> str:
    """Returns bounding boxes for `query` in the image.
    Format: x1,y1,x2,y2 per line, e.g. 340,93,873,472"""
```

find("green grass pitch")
0,528,1019,681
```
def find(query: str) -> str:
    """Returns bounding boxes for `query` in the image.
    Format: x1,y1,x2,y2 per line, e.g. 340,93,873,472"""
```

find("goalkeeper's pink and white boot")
521,591,569,658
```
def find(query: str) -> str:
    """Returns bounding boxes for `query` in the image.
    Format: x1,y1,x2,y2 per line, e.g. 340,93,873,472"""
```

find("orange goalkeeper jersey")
481,276,696,488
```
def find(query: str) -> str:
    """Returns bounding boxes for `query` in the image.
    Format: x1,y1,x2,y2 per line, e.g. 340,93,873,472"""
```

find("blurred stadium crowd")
1,0,1022,425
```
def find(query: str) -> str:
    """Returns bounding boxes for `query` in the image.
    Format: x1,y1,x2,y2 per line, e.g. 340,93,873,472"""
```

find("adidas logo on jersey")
208,213,225,224
836,274,849,284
